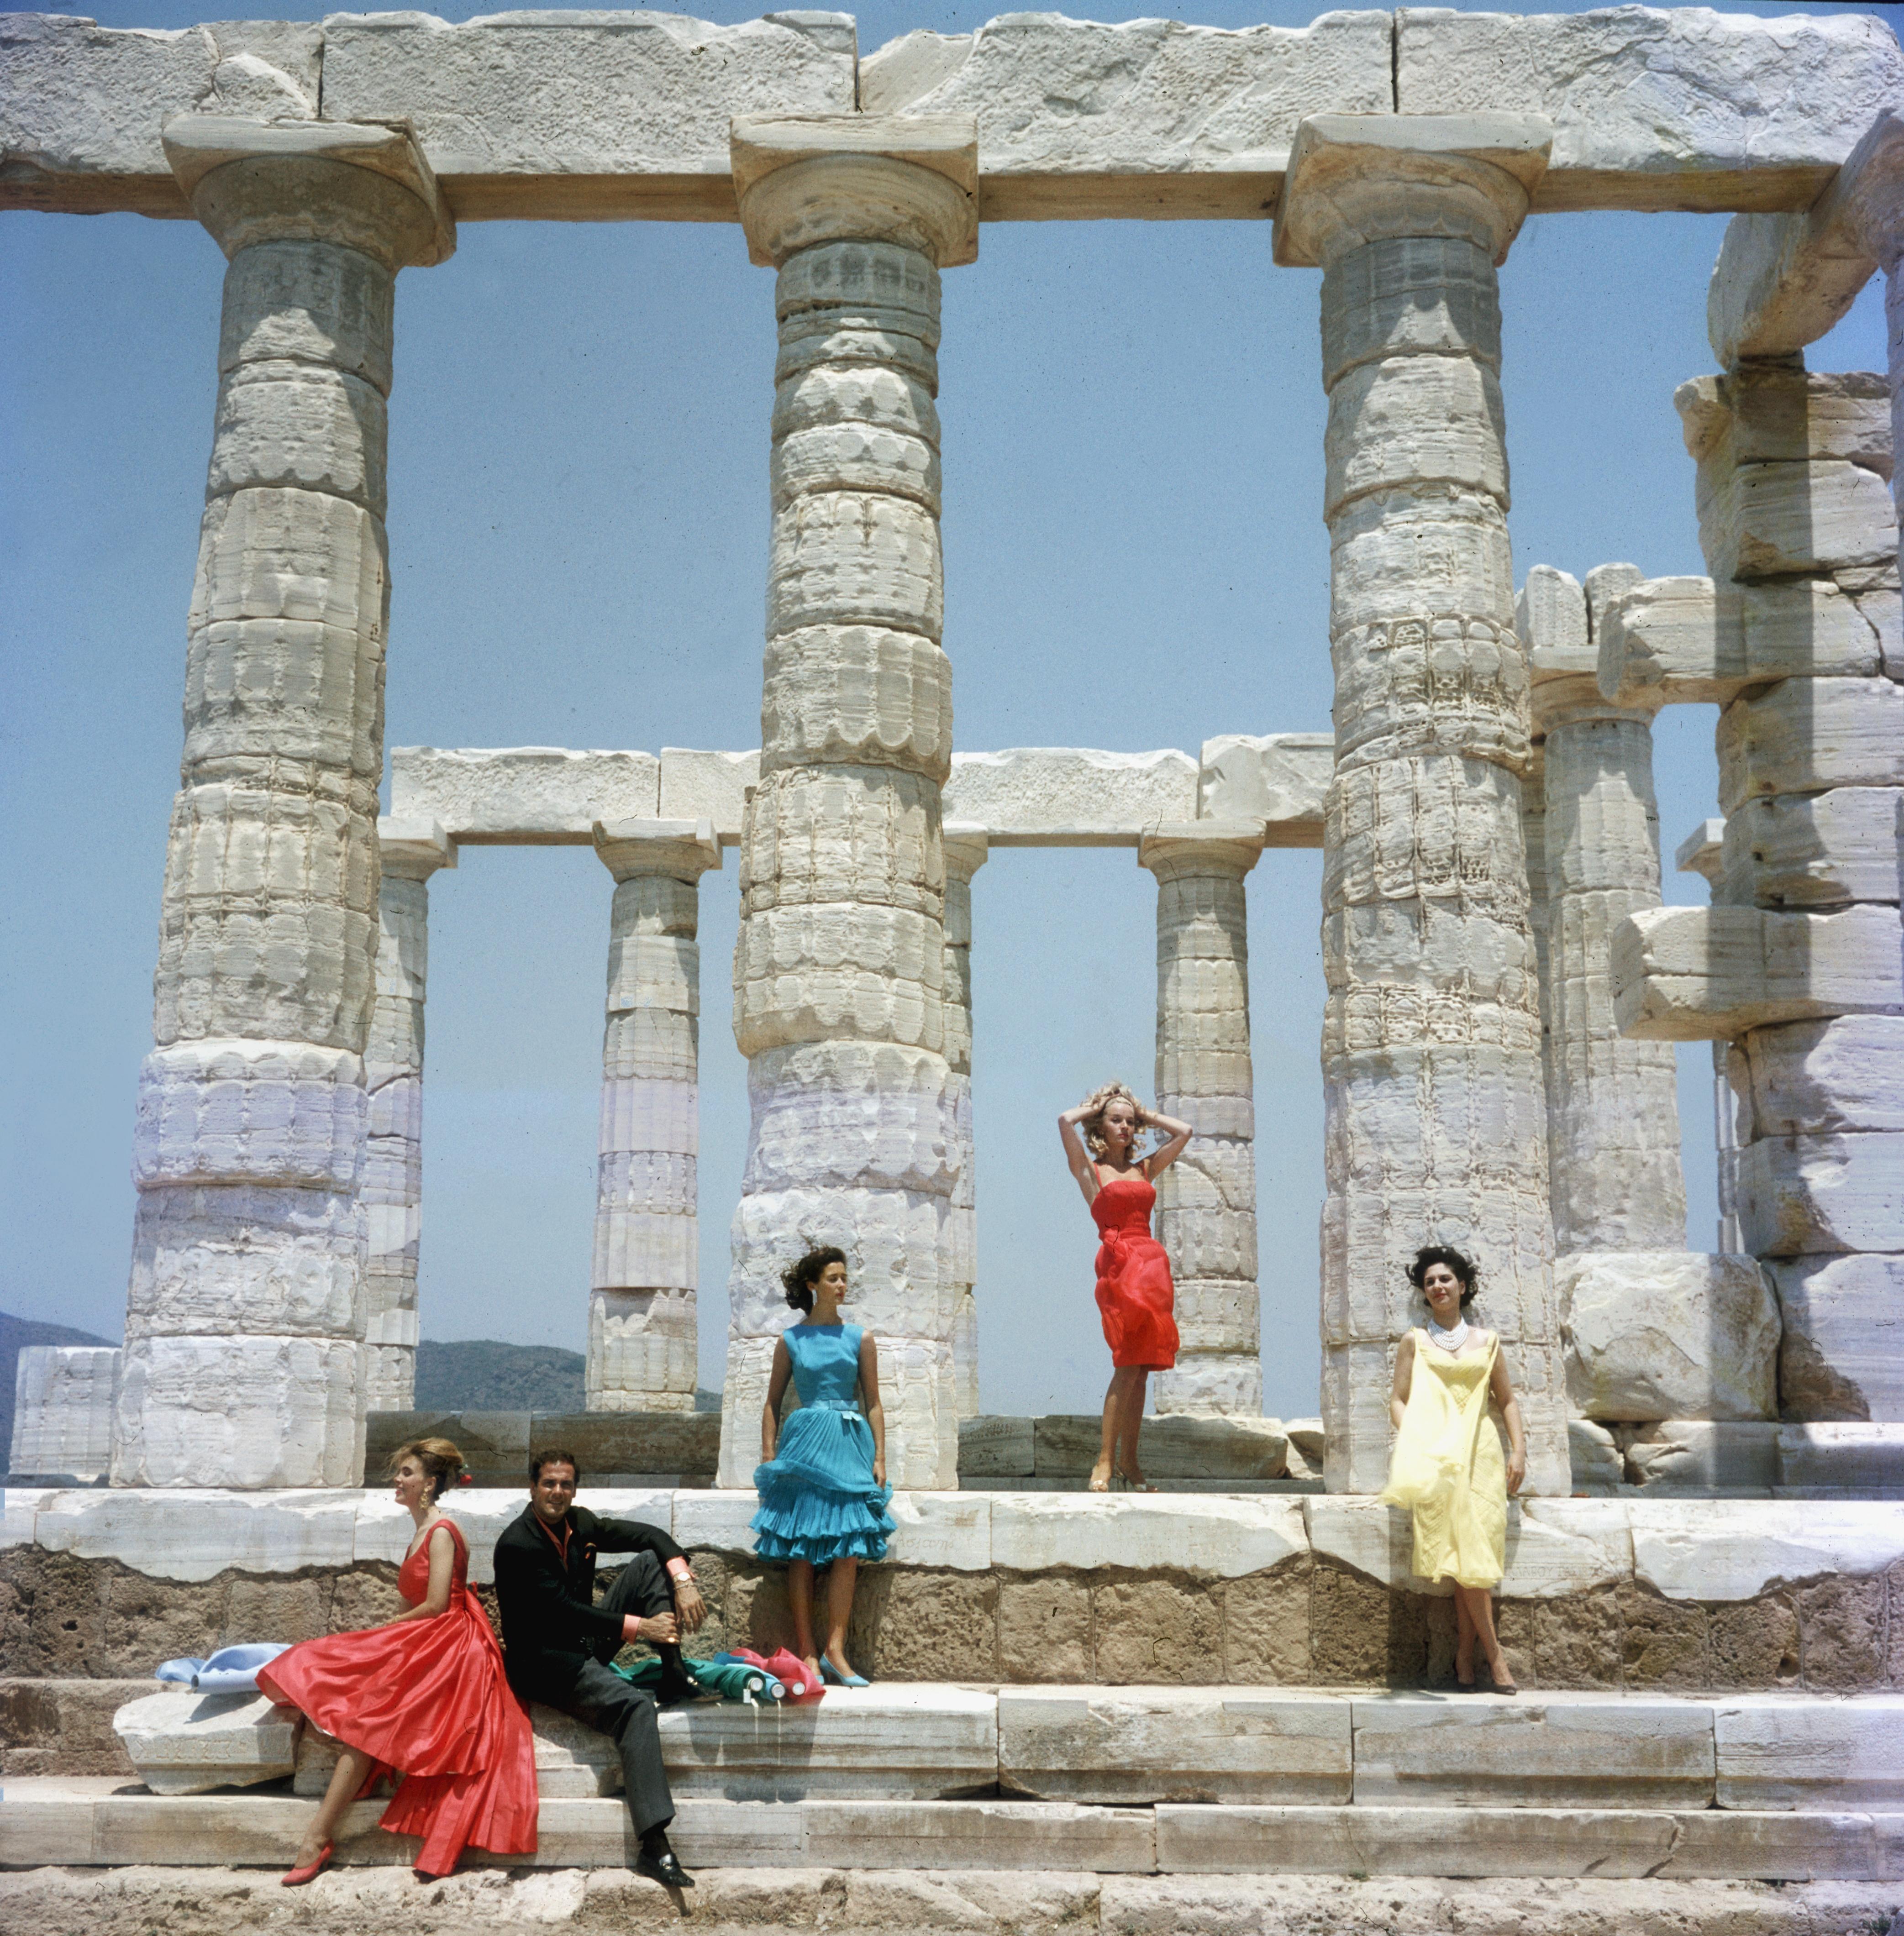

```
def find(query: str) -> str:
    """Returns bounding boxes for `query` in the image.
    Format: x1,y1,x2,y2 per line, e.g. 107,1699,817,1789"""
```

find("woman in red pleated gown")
258,1438,537,1884
1058,1082,1194,1494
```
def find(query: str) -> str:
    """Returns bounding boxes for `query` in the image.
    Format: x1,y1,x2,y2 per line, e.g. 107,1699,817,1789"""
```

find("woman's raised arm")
1138,1105,1193,1180
1057,1105,1100,1204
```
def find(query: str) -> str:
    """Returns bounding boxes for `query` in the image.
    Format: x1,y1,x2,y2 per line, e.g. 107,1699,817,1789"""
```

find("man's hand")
672,1579,707,1635
626,1611,678,1646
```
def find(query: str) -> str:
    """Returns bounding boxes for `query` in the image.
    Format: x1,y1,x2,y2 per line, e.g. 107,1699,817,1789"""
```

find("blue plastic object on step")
154,1642,292,1694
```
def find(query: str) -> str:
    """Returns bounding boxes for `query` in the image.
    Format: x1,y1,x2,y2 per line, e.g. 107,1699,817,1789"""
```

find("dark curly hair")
1407,1245,1478,1312
782,1245,847,1315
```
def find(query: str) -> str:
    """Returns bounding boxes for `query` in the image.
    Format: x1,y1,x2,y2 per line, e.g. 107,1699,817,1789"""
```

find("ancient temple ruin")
4,3,1904,1899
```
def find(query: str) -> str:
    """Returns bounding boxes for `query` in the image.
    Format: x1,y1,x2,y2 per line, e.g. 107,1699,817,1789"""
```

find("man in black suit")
492,1448,706,1889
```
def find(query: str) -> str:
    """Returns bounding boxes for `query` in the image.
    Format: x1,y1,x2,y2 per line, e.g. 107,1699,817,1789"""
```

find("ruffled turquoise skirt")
752,1405,894,1565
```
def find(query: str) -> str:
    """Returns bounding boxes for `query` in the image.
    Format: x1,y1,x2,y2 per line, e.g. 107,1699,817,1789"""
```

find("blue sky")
3,0,1897,1422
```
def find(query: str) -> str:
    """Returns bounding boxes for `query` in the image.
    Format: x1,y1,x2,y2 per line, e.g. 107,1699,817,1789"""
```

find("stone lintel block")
1777,1423,1904,1491
1709,112,1904,365
324,10,857,221
1628,1499,1904,1600
1676,817,1726,884
592,817,721,884
374,817,456,882
942,747,1198,843
1274,113,1552,269
1196,733,1332,846
1303,1496,1630,1601
859,12,1393,221
732,114,978,268
1624,1421,1779,1490
1027,1414,1286,1482
1350,1693,1715,1809
112,1689,300,1796
657,747,759,845
989,1494,1303,1577
390,746,660,844
1560,1250,1779,1423
1517,564,1588,658
1396,7,1904,215
0,15,321,214
1715,1694,1904,1810
998,1687,1351,1806
1611,904,1904,1041
161,115,454,268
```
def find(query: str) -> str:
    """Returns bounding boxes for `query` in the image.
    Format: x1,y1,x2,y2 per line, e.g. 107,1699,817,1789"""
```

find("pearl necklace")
1426,1317,1471,1354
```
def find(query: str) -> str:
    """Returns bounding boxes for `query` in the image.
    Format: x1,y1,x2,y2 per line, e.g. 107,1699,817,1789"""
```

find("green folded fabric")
610,1656,775,1704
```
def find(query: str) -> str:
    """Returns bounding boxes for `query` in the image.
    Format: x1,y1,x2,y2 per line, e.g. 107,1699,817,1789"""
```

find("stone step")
106,1684,1904,1814
5,1778,1902,1880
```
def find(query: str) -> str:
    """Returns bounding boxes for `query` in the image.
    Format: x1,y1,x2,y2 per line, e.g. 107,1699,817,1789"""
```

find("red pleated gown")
1092,1175,1180,1369
258,1517,538,1876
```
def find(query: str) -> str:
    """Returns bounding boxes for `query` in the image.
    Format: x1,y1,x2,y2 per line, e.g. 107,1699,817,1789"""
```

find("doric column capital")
942,822,989,885
163,115,455,269
1138,820,1267,882
731,113,978,268
377,818,458,883
1273,113,1552,270
592,818,722,885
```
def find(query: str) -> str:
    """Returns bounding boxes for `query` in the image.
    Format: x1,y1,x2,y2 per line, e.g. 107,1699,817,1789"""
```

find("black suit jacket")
492,1502,684,1699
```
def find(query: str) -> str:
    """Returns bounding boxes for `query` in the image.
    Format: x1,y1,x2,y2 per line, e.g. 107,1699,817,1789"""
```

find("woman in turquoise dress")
752,1245,894,1687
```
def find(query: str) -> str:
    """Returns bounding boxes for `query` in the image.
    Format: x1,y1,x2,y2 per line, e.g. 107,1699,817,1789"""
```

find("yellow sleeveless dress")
1378,1328,1507,1589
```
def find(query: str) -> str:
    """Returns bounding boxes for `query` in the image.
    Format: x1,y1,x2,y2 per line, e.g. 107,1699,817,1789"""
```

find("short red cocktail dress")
1091,1175,1179,1370
257,1517,537,1876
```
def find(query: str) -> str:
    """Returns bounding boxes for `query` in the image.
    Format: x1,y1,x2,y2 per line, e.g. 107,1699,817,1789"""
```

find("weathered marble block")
1624,1420,1779,1490
1772,1253,1904,1422
1716,677,1904,814
1722,791,1904,910
1560,1251,1779,1422
1715,1695,1904,1809
8,1347,119,1482
1776,1422,1904,1491
1737,1132,1904,1257
1612,903,1904,1040
998,1688,1351,1805
1351,1694,1715,1809
1196,733,1331,846
113,1688,301,1795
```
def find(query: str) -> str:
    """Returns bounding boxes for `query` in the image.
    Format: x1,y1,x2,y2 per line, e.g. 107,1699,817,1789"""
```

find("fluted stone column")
589,819,721,1413
362,818,456,1412
943,825,988,1419
111,118,452,1488
719,115,978,1490
1140,823,1265,1415
1520,564,1687,1253
1277,113,1569,1495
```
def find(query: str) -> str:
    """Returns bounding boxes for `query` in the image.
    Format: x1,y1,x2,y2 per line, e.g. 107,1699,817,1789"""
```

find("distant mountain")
1,1310,118,1470
411,1338,722,1416
415,1339,586,1413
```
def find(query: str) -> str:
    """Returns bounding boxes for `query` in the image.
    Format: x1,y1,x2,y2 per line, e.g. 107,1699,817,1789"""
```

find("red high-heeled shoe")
282,1841,334,1886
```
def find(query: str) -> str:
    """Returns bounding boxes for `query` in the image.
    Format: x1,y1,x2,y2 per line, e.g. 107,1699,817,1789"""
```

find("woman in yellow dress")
1380,1246,1528,1694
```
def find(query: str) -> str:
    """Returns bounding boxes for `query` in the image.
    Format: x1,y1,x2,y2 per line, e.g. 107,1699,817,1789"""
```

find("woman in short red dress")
1058,1083,1193,1493
258,1438,538,1884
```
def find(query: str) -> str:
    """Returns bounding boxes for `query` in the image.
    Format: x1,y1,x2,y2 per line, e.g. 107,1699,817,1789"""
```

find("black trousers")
532,1553,678,1838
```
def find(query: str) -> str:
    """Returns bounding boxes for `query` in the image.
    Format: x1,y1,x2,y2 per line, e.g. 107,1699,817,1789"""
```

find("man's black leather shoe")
634,1847,695,1889
653,1671,705,1707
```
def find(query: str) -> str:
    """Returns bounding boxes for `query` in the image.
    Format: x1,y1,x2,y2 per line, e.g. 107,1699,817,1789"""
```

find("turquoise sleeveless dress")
751,1323,895,1565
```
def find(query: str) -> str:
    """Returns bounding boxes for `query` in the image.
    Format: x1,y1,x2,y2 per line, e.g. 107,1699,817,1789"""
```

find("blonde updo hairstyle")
1078,1081,1150,1160
387,1437,466,1501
